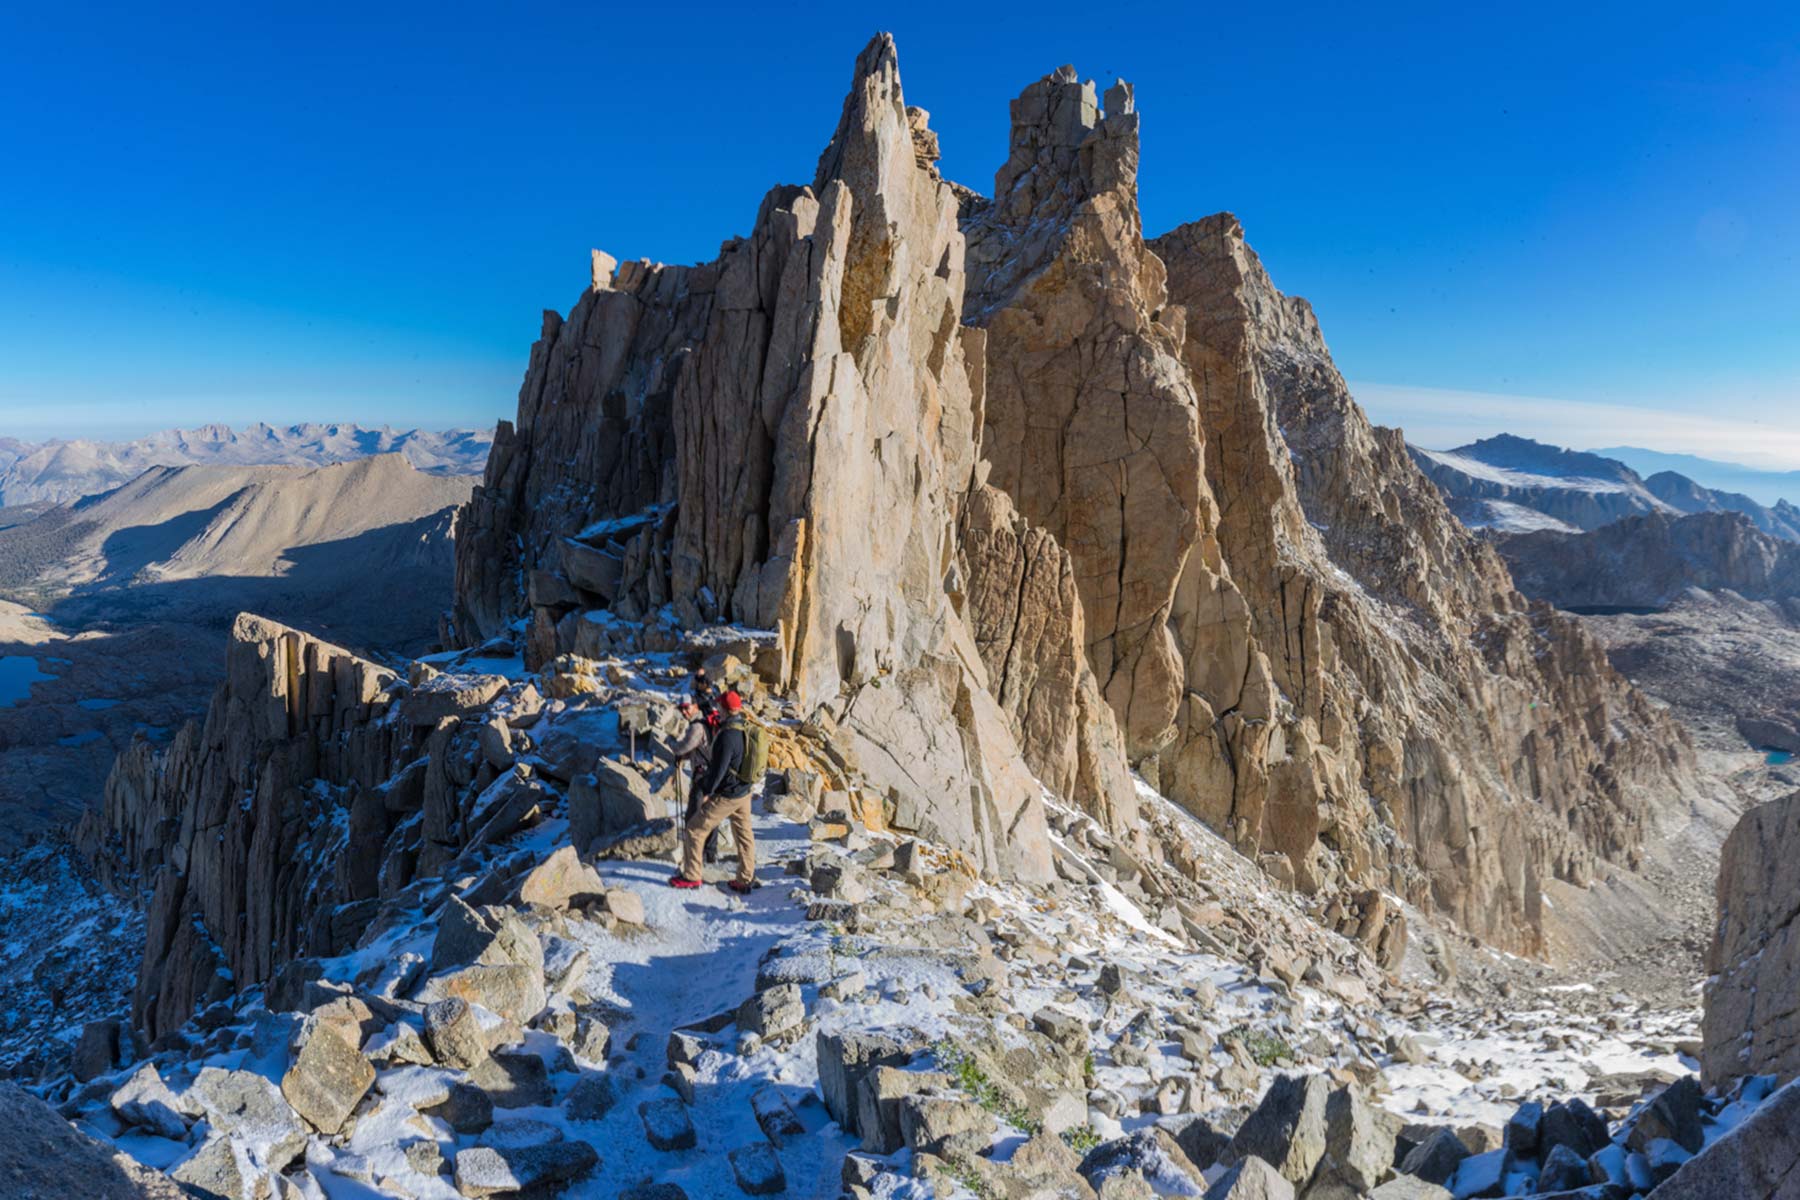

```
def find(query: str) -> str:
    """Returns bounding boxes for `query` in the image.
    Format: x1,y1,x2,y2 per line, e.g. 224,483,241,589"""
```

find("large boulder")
186,1067,309,1173
167,1135,252,1200
1643,1077,1800,1198
0,1083,187,1199
71,1019,126,1083
1207,1156,1296,1200
109,1063,188,1140
1703,792,1800,1087
514,846,608,911
1080,1127,1207,1195
404,672,508,725
817,1030,921,1137
571,761,664,850
280,1022,375,1135
1226,1074,1330,1185
421,963,546,1027
424,997,489,1069
1309,1083,1399,1194
452,1140,600,1196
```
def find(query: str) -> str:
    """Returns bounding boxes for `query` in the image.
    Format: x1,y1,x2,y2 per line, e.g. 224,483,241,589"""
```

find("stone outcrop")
1496,510,1800,611
952,61,1702,953
443,38,1706,955
1703,791,1800,1087
1144,212,1703,953
78,615,543,1042
451,35,1142,873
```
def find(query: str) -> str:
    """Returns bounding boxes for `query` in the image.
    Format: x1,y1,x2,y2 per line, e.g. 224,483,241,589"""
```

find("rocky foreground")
8,629,1792,1200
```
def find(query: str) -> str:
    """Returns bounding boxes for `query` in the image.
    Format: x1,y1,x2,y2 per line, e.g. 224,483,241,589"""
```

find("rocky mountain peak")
443,36,1716,960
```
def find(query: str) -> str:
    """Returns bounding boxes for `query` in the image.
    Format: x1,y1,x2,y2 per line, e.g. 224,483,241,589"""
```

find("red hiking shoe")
726,879,759,894
669,875,702,890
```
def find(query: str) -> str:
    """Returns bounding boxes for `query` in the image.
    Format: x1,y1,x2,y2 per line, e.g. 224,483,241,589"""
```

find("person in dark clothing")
692,667,720,728
670,690,756,891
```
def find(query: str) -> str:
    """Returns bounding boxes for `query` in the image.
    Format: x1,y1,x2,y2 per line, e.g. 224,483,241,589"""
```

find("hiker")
669,689,767,892
692,666,721,728
668,697,719,863
669,697,710,797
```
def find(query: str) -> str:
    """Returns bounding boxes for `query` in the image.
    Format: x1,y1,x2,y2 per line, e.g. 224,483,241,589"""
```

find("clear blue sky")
3,3,1797,461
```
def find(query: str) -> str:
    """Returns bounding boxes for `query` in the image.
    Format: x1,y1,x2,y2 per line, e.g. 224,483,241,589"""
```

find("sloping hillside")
0,455,475,848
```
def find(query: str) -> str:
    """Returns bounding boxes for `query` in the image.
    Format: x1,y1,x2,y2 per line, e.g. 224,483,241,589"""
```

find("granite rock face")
444,39,1703,954
1703,791,1800,1087
450,35,1143,878
959,64,1701,954
1149,212,1705,954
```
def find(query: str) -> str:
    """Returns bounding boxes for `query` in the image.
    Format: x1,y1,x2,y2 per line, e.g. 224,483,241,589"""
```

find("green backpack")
736,717,770,787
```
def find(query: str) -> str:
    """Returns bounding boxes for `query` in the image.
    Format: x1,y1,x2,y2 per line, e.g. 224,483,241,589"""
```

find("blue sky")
3,3,1797,462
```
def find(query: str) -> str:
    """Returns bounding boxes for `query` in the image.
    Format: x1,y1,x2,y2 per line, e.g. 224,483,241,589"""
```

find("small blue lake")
0,655,53,706
1767,749,1795,766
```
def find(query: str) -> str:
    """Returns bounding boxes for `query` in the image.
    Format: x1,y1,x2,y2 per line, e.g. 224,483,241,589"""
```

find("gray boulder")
422,1081,494,1134
187,1067,308,1173
817,1030,920,1137
1227,1074,1330,1184
1502,1100,1542,1157
468,1051,553,1109
899,1093,996,1159
1540,1099,1608,1161
739,984,805,1039
71,1019,125,1083
452,1141,599,1196
1367,1179,1451,1199
1644,1077,1800,1197
728,1141,787,1195
639,1098,697,1151
1626,1075,1705,1155
168,1135,251,1200
281,1021,375,1135
1080,1127,1206,1194
424,998,489,1069
1399,1126,1469,1185
564,1074,616,1121
109,1063,189,1140
1207,1155,1295,1200
1310,1083,1397,1194
1539,1143,1590,1191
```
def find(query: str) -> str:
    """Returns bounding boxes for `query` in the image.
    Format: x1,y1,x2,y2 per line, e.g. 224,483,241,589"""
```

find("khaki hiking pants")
682,790,755,886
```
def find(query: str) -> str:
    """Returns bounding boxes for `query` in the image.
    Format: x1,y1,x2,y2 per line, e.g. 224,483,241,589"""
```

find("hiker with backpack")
669,689,769,893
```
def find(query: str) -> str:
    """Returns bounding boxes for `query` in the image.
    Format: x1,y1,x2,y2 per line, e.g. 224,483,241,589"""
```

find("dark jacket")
698,715,751,800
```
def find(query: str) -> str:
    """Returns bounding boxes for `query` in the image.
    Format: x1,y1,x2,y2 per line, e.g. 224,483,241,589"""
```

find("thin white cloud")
1351,383,1800,471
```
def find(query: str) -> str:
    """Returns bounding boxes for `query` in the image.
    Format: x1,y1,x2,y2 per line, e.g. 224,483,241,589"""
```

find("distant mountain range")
1596,446,1800,509
0,422,492,507
1410,434,1800,542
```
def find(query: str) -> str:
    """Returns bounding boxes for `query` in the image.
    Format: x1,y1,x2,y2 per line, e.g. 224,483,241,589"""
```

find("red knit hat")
722,690,743,712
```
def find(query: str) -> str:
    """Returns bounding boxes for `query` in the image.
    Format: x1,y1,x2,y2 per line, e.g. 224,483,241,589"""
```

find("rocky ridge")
450,37,1708,962
1493,510,1800,612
